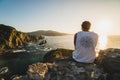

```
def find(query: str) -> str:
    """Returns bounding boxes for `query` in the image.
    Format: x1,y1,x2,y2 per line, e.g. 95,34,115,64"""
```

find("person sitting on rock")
72,21,98,63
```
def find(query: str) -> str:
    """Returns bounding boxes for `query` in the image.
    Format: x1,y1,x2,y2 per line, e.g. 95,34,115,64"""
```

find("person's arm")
74,33,77,49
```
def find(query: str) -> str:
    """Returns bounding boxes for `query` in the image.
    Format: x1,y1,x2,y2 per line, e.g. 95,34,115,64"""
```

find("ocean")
45,35,120,50
0,35,120,79
107,36,120,49
45,35,74,49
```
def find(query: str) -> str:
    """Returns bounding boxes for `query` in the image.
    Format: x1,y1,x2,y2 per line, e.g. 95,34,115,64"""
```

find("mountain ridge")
27,30,70,36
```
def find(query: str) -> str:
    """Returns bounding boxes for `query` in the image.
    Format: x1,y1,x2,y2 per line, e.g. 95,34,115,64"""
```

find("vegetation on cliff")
0,24,43,50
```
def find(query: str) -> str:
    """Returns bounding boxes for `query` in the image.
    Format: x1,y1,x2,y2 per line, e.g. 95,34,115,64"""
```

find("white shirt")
72,31,98,63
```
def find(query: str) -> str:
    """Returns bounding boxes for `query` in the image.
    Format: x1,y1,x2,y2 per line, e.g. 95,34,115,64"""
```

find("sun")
94,20,113,35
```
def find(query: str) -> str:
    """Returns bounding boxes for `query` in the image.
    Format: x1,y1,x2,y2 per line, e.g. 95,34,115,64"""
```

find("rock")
2,48,120,80
96,48,120,80
112,73,120,80
27,63,49,79
39,40,47,45
0,78,5,80
22,60,105,80
0,66,10,80
0,67,8,75
0,24,43,51
12,48,110,80
43,48,73,62
11,75,28,80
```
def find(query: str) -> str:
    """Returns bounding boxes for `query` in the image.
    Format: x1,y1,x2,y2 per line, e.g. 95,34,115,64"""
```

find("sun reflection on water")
96,35,108,57
99,35,108,50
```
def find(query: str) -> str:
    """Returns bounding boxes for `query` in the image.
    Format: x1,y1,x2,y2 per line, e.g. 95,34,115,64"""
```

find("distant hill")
27,30,70,36
0,24,43,50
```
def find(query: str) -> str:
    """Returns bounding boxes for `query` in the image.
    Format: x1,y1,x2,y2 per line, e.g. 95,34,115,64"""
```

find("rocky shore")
0,24,43,51
2,48,119,80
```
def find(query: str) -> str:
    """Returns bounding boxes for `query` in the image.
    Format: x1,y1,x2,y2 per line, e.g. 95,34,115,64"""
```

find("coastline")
0,34,120,79
1,48,119,80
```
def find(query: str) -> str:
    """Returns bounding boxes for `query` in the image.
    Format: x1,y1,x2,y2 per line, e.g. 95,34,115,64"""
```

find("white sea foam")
13,49,26,53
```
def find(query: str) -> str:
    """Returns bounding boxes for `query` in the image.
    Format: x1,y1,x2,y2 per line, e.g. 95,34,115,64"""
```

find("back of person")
72,31,98,63
72,21,98,63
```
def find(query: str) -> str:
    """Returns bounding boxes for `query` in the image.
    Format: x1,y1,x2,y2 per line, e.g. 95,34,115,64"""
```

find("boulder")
43,48,73,62
39,40,47,45
96,48,120,80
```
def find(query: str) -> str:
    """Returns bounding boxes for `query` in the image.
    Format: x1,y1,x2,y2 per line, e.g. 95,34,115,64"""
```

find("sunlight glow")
93,20,112,50
94,20,111,56
94,19,113,35
96,35,108,57
99,35,108,50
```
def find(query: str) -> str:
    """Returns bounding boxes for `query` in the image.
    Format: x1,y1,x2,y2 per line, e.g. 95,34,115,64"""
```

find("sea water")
45,35,120,50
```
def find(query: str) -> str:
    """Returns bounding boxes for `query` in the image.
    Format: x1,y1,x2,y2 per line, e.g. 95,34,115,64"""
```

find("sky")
0,0,120,35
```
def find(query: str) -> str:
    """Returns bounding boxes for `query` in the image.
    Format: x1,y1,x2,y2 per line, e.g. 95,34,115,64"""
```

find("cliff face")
0,24,43,50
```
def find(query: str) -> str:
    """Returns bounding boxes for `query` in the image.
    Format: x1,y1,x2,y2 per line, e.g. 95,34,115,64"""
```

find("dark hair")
81,21,91,31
